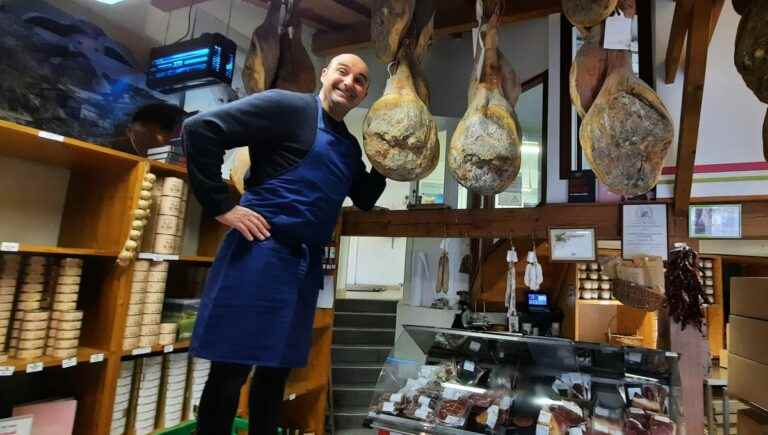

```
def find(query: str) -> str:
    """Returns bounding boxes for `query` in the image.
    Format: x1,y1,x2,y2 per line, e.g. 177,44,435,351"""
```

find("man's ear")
320,67,328,80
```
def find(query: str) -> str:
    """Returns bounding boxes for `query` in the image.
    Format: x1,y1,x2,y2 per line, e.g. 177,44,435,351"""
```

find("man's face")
320,54,369,111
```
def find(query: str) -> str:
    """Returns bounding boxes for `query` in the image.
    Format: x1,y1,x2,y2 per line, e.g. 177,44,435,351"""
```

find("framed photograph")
622,203,669,260
688,204,742,239
549,227,597,262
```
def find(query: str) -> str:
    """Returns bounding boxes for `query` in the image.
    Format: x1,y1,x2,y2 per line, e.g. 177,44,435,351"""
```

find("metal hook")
386,61,398,78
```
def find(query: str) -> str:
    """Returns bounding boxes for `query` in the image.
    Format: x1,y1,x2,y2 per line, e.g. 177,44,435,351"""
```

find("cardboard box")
738,408,768,435
729,353,768,411
731,277,768,321
730,316,768,365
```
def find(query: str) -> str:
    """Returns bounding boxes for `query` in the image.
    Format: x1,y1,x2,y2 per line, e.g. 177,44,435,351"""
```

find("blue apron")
191,97,359,367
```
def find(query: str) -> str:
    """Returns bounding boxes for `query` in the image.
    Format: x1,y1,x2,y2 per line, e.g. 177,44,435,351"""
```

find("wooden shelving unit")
0,120,334,434
702,256,725,359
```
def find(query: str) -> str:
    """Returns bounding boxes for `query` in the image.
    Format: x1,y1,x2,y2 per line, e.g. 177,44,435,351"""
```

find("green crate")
154,417,248,435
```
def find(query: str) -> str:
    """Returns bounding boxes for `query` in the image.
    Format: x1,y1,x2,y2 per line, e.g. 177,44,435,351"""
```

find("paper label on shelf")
26,362,43,373
0,242,19,252
163,345,174,353
287,393,296,401
463,360,476,372
90,353,104,363
137,253,179,262
62,357,77,368
604,10,632,50
665,351,679,358
0,366,14,376
38,130,65,142
132,347,151,356
382,402,395,413
390,393,402,403
469,341,481,352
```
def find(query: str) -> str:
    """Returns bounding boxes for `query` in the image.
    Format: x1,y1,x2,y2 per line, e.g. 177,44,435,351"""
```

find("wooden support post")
664,0,694,84
673,0,716,217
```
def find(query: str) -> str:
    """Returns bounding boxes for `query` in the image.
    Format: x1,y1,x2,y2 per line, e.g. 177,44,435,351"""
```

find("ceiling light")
96,0,126,4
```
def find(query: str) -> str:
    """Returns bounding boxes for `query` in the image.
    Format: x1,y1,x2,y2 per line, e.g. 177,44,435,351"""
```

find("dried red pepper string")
664,246,706,332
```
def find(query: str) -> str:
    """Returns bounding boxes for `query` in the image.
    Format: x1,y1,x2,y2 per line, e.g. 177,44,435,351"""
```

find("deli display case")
364,326,682,435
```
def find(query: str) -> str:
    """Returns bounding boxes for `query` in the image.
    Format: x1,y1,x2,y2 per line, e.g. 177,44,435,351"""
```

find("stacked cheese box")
134,355,163,435
188,357,211,412
0,254,20,356
124,260,149,350
9,256,50,358
144,177,188,255
46,257,84,358
728,277,768,412
110,360,135,435
157,352,189,429
123,260,169,350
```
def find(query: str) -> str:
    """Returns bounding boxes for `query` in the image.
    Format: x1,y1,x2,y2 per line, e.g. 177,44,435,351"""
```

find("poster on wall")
689,204,742,239
549,227,597,262
622,203,669,260
0,0,171,150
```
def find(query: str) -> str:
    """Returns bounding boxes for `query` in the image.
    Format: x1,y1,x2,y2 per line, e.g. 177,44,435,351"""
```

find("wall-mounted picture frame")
549,227,597,262
689,204,742,239
622,203,669,260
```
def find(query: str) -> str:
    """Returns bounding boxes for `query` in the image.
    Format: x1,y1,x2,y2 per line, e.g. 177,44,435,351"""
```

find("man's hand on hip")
216,206,271,241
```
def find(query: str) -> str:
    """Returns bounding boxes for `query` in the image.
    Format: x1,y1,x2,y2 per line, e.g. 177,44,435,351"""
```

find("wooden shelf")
121,340,191,357
179,256,215,264
148,160,188,178
0,119,140,169
2,346,107,375
1,244,119,257
137,253,215,264
577,299,622,306
283,376,326,401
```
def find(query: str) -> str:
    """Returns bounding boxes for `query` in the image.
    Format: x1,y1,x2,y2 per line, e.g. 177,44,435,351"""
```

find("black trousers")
196,361,291,435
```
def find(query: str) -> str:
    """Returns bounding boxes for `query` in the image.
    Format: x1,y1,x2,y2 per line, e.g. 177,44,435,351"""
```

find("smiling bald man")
182,53,386,435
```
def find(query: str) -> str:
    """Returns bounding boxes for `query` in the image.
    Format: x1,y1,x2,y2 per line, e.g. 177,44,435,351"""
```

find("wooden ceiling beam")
673,0,717,217
332,0,371,19
243,0,341,31
664,0,694,84
312,0,560,56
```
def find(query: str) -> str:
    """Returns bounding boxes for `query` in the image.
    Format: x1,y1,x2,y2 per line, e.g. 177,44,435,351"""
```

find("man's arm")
182,90,291,217
348,164,386,211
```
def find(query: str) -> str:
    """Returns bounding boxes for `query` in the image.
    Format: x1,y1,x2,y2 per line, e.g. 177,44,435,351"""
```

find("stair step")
332,345,392,365
334,312,397,329
335,299,397,314
333,383,380,408
333,365,382,385
334,407,371,430
333,328,395,346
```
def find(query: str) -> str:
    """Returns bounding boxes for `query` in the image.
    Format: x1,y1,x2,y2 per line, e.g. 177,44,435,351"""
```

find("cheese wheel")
46,335,56,346
148,261,169,273
144,292,164,304
21,319,48,330
57,320,82,331
138,335,158,347
127,303,143,315
23,310,50,321
53,310,83,321
23,273,45,284
129,292,145,305
159,323,177,334
17,348,44,358
143,303,163,314
140,324,160,335
146,281,166,293
56,329,81,339
53,301,77,311
10,328,19,338
19,284,44,292
18,338,46,349
54,293,79,303
25,256,47,266
162,177,185,197
0,294,14,303
51,348,77,358
58,266,82,276
0,278,17,287
125,314,141,327
147,271,168,283
158,196,182,216
12,320,21,329
19,329,47,340
158,333,176,345
0,264,20,275
17,300,41,310
0,287,15,295
132,270,148,282
55,338,79,349
141,314,161,324
153,234,176,254
123,326,140,338
0,301,12,310
17,292,42,302
131,281,148,292
49,319,58,329
55,284,80,294
156,215,180,236
60,258,84,268
122,337,139,350
57,275,81,285
134,260,150,271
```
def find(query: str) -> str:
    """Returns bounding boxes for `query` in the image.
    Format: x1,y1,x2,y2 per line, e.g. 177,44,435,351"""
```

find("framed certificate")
622,203,669,260
689,204,742,239
549,227,597,262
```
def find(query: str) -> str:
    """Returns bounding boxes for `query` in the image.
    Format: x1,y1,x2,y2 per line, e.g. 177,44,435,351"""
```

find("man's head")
319,53,369,119
126,103,188,155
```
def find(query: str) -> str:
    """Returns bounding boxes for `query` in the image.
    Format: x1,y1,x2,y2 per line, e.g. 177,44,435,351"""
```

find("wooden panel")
704,256,724,358
617,305,657,349
11,245,118,256
312,0,561,55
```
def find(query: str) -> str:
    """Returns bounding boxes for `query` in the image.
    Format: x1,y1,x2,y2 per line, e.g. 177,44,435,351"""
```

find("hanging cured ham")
371,0,415,63
449,9,522,195
735,1,768,102
363,5,439,181
562,0,619,28
570,25,609,118
273,0,316,92
242,0,281,94
579,52,674,197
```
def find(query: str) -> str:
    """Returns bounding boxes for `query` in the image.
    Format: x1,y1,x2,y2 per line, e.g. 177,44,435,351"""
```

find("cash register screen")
527,292,549,309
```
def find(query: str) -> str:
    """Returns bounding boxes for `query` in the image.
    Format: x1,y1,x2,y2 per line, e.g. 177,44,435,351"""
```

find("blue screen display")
528,293,548,306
